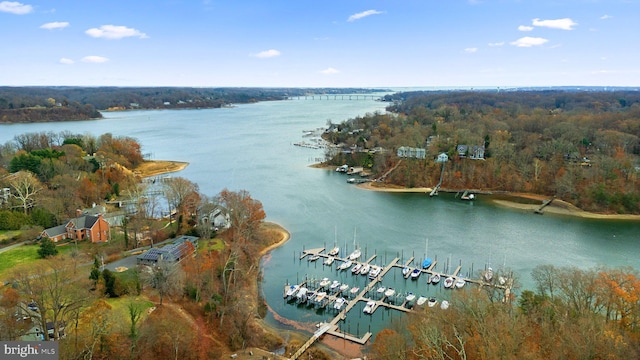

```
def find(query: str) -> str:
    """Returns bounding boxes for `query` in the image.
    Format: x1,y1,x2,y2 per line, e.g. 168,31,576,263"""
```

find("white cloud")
253,49,281,58
488,42,504,47
510,36,548,47
320,67,340,75
347,9,383,22
464,47,478,53
532,18,577,30
600,14,613,20
59,58,74,64
518,25,533,32
0,1,33,14
85,25,148,39
81,55,109,63
40,21,69,30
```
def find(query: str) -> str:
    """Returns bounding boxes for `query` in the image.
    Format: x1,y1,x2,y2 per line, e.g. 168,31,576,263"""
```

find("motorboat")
338,260,353,271
410,268,422,280
455,278,466,289
363,300,377,314
349,286,360,296
405,292,416,303
402,267,411,278
368,266,381,279
329,280,341,291
498,276,507,285
416,296,428,306
360,263,370,276
339,283,350,293
428,297,438,308
319,277,331,288
376,286,386,295
314,292,327,308
384,288,396,297
422,257,433,269
460,190,475,200
333,297,346,310
429,273,441,284
444,276,454,288
351,263,363,274
440,300,450,310
324,256,335,266
296,287,309,303
308,254,320,261
285,284,299,299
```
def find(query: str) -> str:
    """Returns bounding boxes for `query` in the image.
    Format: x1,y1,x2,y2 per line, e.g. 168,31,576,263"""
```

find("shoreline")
133,160,190,178
355,181,640,220
256,222,361,359
314,162,639,220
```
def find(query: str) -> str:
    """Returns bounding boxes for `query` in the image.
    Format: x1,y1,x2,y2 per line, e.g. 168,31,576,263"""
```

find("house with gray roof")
41,213,110,243
136,235,198,266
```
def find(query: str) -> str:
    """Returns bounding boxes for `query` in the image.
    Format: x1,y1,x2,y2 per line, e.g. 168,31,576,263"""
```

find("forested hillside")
0,86,387,123
325,90,640,214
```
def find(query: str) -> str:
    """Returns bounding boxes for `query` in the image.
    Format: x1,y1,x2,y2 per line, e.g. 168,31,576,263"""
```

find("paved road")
0,241,29,254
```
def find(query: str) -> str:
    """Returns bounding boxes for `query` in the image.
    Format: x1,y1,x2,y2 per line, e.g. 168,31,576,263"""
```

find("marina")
286,246,513,358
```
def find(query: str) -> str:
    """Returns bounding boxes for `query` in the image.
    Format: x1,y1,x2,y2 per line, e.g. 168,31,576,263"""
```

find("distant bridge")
286,95,383,101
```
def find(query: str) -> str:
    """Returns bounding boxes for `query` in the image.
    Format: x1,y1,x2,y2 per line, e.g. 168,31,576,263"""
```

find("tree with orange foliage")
369,328,409,360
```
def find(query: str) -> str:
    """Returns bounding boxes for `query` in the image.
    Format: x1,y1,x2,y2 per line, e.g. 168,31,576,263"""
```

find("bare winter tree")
8,170,43,215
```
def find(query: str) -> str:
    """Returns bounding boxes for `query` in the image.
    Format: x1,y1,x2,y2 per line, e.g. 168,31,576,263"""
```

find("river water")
1,97,638,341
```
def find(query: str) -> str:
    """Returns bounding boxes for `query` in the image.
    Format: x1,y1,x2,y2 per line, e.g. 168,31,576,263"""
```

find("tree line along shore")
321,90,640,216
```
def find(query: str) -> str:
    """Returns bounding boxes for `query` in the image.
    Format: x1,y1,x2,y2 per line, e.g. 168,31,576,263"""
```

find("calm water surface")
2,98,638,340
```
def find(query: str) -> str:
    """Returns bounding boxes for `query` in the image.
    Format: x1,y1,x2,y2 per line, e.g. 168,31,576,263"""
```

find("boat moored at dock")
363,300,377,314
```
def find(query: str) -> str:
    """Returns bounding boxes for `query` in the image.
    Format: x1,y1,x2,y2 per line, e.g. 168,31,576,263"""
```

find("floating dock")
288,247,513,358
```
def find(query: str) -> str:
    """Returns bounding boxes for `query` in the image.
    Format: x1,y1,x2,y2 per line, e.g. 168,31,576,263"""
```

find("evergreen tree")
89,257,101,288
37,237,58,258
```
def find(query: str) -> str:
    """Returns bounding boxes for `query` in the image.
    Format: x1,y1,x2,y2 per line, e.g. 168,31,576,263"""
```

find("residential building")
136,235,198,266
397,146,426,159
40,214,110,243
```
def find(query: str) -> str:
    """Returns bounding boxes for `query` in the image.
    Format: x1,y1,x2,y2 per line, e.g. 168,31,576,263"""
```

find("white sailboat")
328,226,339,256
338,259,352,271
360,263,370,276
347,227,361,260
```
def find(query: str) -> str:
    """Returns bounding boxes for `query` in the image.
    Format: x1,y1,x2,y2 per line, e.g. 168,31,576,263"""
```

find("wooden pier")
289,247,513,358
534,196,556,214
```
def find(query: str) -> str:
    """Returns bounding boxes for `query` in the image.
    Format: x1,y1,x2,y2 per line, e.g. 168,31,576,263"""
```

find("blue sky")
1,0,638,87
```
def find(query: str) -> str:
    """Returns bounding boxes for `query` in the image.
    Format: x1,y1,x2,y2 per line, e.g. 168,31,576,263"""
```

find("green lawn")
105,295,155,326
0,242,78,281
198,237,225,253
0,244,39,280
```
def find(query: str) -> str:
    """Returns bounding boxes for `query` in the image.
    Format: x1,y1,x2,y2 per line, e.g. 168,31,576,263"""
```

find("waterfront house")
41,213,110,243
397,146,426,159
457,145,485,160
436,153,449,163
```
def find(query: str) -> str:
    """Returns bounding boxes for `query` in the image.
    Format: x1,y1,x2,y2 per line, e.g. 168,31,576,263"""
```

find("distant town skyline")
1,0,638,87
